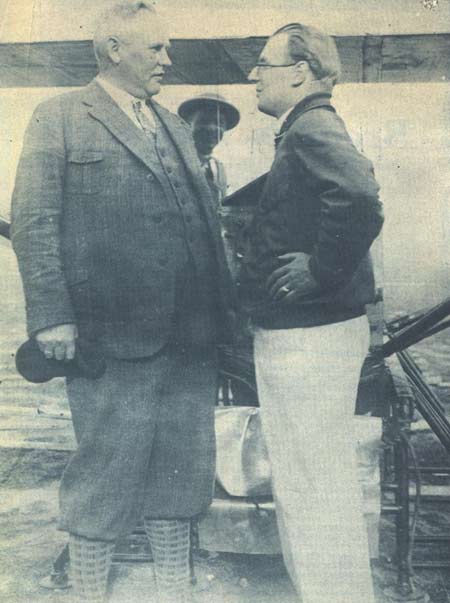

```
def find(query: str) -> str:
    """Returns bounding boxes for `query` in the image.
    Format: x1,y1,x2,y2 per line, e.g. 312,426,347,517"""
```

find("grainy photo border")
1,2,450,602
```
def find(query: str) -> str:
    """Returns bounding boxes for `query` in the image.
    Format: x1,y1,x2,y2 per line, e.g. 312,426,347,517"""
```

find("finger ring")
280,285,290,294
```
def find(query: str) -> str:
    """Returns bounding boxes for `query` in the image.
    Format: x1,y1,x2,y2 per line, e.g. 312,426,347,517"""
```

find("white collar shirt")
96,75,157,132
276,106,295,134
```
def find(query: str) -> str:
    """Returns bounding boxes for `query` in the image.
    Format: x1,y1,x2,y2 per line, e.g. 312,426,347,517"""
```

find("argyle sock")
144,518,192,603
69,534,114,603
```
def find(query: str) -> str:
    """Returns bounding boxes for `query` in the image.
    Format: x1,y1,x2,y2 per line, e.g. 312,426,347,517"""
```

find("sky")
0,0,449,42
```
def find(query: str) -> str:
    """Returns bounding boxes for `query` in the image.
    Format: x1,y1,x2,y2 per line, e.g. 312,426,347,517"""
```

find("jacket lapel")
81,81,167,181
151,101,201,177
81,83,224,255
151,101,229,280
151,101,220,226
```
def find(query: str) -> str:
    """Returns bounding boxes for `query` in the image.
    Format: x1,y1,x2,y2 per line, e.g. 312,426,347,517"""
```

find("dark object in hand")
16,338,106,383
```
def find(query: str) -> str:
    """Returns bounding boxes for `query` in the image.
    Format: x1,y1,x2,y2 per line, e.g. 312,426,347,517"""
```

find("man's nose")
248,66,259,82
159,48,172,66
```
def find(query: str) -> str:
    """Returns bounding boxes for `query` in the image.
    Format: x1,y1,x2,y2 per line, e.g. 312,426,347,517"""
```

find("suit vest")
150,116,220,345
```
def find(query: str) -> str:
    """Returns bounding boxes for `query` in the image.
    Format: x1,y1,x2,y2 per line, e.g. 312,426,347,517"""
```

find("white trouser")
254,316,375,603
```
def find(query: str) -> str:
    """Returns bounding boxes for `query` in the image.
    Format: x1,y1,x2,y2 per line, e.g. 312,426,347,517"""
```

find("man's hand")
266,252,318,302
35,324,78,361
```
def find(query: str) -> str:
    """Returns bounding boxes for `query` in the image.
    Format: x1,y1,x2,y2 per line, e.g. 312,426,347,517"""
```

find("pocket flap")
68,151,103,164
66,268,89,286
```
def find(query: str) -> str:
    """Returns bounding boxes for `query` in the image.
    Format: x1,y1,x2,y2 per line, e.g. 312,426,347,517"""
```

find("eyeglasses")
249,61,304,79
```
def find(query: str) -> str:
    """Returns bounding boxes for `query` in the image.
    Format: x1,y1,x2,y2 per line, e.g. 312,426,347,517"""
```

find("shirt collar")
198,153,213,165
95,75,157,132
96,75,143,110
276,106,295,133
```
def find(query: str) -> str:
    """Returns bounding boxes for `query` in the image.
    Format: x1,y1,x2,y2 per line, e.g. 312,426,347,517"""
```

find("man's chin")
146,82,162,96
257,99,276,117
256,101,269,115
197,145,215,156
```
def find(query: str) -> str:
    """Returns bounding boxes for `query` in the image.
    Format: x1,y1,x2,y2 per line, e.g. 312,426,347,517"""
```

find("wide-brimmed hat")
178,93,240,130
15,338,106,383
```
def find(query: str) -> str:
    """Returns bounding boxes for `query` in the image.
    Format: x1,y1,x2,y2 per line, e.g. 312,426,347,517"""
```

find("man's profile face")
189,110,227,157
115,13,171,98
249,33,295,118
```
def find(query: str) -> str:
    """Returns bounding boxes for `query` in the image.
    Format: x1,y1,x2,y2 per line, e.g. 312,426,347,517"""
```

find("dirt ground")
0,434,449,603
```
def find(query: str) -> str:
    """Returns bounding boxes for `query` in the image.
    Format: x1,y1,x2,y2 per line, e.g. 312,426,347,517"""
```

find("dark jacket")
11,81,233,358
239,93,384,328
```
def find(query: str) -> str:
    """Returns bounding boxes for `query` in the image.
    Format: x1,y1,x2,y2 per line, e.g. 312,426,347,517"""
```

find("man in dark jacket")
11,3,232,602
240,23,384,603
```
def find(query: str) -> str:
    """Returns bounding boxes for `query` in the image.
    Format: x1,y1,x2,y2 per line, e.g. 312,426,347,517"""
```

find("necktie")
132,100,156,136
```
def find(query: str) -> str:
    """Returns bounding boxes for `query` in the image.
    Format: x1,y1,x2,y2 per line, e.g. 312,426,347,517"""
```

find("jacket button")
152,215,163,223
185,215,192,223
173,181,181,188
146,174,154,181
159,257,168,266
166,166,173,174
160,148,166,157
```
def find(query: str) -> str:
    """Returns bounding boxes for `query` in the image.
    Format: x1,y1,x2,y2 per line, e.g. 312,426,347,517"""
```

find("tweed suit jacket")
11,80,233,358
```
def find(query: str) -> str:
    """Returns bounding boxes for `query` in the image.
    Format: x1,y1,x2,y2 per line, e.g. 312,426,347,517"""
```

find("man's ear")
292,61,312,87
106,36,121,65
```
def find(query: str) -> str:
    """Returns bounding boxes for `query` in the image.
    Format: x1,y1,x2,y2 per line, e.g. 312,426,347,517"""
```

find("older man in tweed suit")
11,3,233,602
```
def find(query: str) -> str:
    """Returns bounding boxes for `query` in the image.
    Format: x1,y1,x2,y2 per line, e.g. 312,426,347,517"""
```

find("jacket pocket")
65,268,89,288
66,151,103,195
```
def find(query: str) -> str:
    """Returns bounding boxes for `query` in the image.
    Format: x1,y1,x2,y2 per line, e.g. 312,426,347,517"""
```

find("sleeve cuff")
27,311,76,339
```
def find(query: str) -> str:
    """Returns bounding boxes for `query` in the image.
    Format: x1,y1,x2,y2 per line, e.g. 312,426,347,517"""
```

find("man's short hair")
93,1,156,69
273,23,341,89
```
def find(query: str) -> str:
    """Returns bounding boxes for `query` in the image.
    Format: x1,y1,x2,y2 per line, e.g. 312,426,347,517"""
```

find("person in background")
11,2,233,602
239,22,384,603
178,93,240,205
